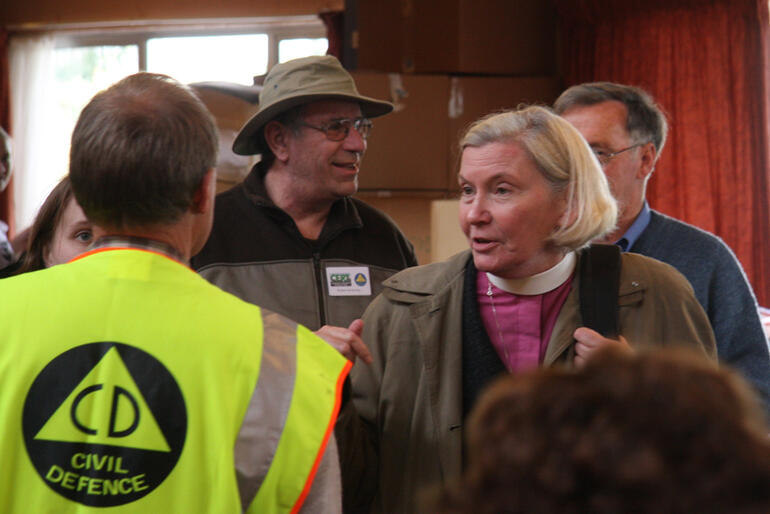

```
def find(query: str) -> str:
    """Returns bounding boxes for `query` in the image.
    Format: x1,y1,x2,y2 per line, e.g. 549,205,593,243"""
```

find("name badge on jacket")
326,266,372,296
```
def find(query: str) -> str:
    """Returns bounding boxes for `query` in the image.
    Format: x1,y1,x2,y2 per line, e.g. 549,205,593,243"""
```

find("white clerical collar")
487,252,576,296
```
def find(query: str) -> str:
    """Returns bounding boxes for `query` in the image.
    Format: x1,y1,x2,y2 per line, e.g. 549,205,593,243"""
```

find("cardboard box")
431,199,467,263
355,72,450,190
351,0,556,75
445,75,561,189
353,72,560,191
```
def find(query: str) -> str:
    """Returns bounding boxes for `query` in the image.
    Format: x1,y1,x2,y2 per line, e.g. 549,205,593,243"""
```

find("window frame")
50,15,327,78
9,15,327,229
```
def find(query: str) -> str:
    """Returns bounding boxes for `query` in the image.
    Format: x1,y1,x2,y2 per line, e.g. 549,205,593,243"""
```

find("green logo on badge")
330,273,351,287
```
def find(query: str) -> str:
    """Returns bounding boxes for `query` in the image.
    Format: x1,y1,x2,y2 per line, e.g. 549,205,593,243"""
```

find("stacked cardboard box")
349,0,556,76
353,73,560,191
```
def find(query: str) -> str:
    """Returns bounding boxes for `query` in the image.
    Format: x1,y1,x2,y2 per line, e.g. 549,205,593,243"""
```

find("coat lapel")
412,279,465,482
543,272,580,366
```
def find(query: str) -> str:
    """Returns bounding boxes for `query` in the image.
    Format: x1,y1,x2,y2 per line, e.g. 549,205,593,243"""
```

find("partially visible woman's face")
44,197,93,267
458,141,567,279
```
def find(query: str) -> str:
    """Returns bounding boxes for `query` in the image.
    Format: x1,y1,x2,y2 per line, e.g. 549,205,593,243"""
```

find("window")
146,34,270,84
49,45,139,211
278,38,329,63
12,16,327,228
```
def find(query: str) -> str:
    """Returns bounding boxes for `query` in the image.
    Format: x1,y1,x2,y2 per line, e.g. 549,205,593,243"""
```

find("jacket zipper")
313,251,327,327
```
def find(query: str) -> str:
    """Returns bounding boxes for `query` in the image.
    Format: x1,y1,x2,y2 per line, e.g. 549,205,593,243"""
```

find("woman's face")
44,197,93,267
458,141,567,279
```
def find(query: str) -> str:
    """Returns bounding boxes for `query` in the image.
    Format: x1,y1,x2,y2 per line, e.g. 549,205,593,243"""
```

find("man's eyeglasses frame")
299,117,373,141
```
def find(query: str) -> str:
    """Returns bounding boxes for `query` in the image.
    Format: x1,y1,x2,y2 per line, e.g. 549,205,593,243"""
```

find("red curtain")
557,0,770,305
0,28,13,237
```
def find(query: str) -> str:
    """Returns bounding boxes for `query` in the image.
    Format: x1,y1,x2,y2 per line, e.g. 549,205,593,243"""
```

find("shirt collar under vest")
90,236,187,265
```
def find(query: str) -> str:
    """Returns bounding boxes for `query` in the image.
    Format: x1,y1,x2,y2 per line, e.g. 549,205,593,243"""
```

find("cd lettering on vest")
23,342,187,507
69,384,140,438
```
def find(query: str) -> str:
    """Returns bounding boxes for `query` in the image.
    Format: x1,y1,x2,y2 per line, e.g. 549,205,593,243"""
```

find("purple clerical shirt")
476,270,573,373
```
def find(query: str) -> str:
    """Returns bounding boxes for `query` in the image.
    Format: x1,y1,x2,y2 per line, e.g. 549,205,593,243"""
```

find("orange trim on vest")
71,246,194,272
290,359,352,514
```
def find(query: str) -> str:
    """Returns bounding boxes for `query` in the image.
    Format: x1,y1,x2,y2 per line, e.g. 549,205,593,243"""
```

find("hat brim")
232,92,394,155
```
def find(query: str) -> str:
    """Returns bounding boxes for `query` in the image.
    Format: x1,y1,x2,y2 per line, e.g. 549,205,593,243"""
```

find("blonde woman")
338,105,716,513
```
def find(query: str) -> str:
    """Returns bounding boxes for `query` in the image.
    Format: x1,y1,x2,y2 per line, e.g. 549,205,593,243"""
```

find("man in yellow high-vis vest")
0,72,350,513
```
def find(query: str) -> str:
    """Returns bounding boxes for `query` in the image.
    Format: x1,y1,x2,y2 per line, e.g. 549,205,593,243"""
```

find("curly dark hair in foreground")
432,347,770,514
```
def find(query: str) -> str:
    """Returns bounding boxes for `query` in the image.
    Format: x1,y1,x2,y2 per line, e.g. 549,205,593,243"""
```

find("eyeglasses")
300,117,373,141
592,143,644,166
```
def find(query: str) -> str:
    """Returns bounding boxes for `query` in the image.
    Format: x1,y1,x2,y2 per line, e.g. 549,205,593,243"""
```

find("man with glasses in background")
192,55,417,364
555,82,770,417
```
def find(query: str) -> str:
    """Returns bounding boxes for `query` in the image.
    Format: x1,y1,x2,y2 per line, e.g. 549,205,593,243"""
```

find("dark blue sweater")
631,210,770,415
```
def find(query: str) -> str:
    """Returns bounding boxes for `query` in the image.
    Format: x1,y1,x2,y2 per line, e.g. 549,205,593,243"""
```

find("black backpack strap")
578,244,622,338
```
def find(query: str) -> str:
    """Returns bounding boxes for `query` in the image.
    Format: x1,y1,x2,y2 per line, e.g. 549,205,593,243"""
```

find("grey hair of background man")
69,72,218,229
553,82,669,160
460,105,618,251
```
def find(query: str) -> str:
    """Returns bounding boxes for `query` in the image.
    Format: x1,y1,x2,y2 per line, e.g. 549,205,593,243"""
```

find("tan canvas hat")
232,55,393,155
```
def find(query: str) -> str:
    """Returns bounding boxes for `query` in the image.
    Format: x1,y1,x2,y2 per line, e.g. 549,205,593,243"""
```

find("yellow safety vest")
0,247,350,513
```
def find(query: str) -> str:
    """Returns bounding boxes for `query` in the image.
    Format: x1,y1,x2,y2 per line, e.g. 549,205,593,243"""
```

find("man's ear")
192,168,217,215
637,142,658,180
263,121,291,163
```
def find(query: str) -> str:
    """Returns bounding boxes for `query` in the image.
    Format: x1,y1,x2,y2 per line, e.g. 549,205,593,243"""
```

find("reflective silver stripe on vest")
235,310,297,512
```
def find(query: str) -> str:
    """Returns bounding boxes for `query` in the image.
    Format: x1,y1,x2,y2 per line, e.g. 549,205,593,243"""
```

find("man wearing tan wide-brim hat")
192,55,417,363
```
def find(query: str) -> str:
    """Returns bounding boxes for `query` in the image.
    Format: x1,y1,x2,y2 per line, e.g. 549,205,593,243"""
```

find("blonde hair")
460,105,617,251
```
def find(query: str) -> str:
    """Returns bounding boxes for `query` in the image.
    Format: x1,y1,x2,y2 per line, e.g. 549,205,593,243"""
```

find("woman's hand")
573,326,632,367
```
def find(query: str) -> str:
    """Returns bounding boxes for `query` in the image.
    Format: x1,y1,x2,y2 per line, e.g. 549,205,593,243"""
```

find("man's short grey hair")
69,72,218,229
553,82,668,158
460,105,617,251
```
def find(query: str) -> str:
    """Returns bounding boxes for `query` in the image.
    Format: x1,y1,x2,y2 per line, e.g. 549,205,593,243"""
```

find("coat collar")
383,250,470,301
